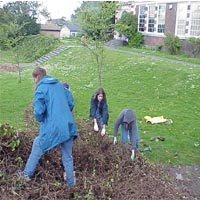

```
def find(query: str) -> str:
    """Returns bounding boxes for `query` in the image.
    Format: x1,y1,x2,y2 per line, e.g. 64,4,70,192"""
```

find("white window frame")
176,2,200,38
138,3,166,36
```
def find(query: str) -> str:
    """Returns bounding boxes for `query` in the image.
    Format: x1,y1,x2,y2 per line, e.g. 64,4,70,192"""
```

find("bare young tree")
78,1,116,87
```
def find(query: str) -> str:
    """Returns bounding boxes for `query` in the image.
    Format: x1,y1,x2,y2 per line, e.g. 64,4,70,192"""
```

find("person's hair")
93,87,106,101
32,67,46,79
63,82,69,89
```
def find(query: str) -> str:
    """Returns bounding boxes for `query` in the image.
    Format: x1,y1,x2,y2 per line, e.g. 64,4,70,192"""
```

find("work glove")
131,150,135,160
113,137,117,145
101,127,106,136
143,146,152,152
63,172,66,181
94,122,99,132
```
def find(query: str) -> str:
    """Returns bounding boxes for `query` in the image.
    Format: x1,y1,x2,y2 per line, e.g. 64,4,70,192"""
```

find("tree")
115,11,138,39
115,11,143,48
2,20,27,83
39,7,51,22
0,1,52,50
77,1,116,87
2,1,41,36
72,1,99,26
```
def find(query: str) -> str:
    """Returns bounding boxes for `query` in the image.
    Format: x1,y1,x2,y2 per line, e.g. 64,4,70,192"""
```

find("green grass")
0,43,200,167
0,68,34,128
0,49,17,63
119,46,200,65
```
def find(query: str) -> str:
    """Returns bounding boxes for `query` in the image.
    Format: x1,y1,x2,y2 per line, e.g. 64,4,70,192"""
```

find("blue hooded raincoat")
34,75,77,152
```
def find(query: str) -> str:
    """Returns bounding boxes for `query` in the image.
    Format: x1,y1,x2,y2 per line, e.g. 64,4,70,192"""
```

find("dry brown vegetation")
1,108,194,200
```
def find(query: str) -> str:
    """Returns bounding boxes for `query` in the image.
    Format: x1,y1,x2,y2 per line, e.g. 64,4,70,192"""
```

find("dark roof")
66,24,81,32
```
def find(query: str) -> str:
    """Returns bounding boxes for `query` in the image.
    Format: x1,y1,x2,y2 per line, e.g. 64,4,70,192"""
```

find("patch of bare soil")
0,63,18,72
0,105,199,200
164,164,200,199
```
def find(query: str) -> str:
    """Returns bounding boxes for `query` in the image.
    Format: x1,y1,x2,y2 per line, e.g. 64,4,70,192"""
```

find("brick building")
115,0,200,52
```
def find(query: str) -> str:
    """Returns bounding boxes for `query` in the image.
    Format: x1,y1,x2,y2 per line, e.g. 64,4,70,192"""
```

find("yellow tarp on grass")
144,116,173,124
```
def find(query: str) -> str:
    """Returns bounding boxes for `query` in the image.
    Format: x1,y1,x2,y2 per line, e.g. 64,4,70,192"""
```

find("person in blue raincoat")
17,67,78,189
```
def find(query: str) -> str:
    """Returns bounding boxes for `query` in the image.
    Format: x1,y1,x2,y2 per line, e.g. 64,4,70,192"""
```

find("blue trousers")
24,136,75,187
120,123,139,150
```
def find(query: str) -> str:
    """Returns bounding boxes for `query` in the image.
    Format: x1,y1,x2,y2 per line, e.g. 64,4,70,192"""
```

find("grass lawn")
0,43,200,167
0,49,17,63
120,46,200,65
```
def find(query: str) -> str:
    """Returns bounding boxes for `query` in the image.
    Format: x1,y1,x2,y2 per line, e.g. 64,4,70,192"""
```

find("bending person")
113,108,139,159
17,67,78,192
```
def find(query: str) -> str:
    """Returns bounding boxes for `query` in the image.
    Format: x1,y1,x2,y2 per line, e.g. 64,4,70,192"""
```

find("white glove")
101,127,106,136
113,137,117,145
94,123,99,132
131,150,135,160
63,172,66,181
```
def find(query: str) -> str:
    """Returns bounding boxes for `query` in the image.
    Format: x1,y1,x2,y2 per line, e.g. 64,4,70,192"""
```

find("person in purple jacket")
62,82,74,113
17,67,78,191
113,108,139,160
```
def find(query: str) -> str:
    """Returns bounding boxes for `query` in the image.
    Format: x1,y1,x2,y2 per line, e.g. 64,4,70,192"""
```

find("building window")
176,3,187,36
176,2,200,37
190,3,200,36
138,4,166,34
148,6,155,32
157,4,166,33
139,6,146,32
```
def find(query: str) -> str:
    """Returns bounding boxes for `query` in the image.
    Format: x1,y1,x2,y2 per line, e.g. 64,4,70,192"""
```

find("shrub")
20,34,61,62
164,33,181,55
0,123,20,151
128,32,143,48
156,42,163,51
189,37,200,58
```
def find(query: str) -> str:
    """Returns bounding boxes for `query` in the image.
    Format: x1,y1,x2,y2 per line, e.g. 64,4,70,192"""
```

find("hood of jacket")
37,75,59,88
123,109,135,124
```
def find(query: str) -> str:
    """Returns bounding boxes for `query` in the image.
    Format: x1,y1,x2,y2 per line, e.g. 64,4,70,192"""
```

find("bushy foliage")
0,1,41,36
77,1,116,41
18,34,61,62
189,37,200,58
0,1,41,50
164,33,181,55
128,32,144,48
77,1,117,87
156,42,163,51
115,11,138,40
0,123,20,151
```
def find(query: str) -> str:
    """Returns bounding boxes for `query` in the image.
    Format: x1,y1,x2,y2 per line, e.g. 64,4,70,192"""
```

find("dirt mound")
1,105,199,199
1,116,193,200
0,63,18,72
164,164,200,198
